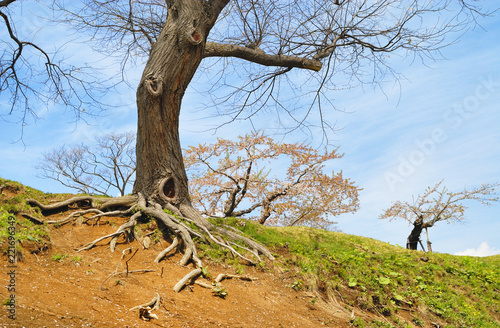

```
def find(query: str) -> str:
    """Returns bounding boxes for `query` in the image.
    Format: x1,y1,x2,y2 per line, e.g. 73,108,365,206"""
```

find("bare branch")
1,1,108,131
45,0,492,137
204,42,322,71
0,0,17,8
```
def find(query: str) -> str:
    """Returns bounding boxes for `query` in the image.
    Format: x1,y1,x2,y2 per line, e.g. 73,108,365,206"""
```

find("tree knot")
187,28,203,45
158,177,177,203
145,75,163,97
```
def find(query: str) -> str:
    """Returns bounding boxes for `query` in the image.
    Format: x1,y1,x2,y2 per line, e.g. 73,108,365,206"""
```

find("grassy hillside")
1,177,499,327
215,219,500,327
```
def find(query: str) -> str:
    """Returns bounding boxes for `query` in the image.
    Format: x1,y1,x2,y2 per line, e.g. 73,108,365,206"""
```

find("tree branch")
204,42,322,72
223,160,253,217
0,0,16,8
207,0,231,18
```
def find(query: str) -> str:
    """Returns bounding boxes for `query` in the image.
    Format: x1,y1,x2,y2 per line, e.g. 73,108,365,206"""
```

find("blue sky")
1,1,499,256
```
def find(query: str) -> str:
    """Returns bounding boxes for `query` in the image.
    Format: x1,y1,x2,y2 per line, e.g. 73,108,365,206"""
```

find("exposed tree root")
21,213,44,225
47,209,103,225
27,195,137,212
129,293,161,311
99,247,155,290
194,273,256,299
195,281,215,289
154,236,179,263
130,293,161,321
173,268,203,293
195,274,256,290
78,212,140,252
28,193,273,292
215,273,256,283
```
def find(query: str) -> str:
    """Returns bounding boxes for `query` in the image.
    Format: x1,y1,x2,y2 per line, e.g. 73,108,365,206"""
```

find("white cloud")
455,242,500,257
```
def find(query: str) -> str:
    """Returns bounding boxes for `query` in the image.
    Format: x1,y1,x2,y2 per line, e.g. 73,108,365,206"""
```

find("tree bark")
133,1,225,214
406,215,424,250
203,42,322,71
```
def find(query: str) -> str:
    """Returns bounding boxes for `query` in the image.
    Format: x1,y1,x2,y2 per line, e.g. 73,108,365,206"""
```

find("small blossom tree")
184,132,360,229
379,181,499,252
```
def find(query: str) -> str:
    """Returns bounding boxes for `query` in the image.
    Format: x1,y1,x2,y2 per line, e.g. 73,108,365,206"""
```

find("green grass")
0,178,51,247
51,253,68,262
215,218,500,328
0,211,48,245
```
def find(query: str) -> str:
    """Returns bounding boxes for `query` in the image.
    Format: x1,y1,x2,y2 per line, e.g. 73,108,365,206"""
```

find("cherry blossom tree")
185,132,360,229
380,181,499,252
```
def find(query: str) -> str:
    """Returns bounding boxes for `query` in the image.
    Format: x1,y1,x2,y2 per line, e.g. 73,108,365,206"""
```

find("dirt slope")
1,211,353,328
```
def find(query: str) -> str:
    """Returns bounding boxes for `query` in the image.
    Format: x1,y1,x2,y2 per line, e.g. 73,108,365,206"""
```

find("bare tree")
37,132,136,197
379,181,499,252
185,132,360,229
0,0,105,131
28,0,494,295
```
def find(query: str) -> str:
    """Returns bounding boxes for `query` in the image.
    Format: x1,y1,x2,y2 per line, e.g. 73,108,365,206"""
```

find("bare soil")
1,209,354,328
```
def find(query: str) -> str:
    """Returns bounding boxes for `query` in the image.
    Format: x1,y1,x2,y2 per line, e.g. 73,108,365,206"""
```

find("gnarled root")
173,268,203,293
130,293,161,320
48,209,103,225
215,273,256,283
154,236,179,263
196,273,257,291
27,195,137,212
78,211,141,252
28,193,272,292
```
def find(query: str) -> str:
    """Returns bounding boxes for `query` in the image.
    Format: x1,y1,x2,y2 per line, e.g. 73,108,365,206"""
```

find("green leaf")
378,277,390,285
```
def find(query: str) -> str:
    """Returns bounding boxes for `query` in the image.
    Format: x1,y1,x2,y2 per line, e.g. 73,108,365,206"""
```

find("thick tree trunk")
30,3,275,291
406,215,424,250
133,1,224,215
29,3,275,286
